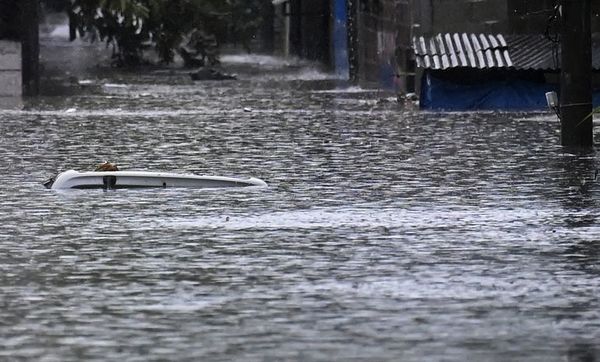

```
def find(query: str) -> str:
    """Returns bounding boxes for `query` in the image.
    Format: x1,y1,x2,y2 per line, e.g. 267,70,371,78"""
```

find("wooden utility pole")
560,0,592,147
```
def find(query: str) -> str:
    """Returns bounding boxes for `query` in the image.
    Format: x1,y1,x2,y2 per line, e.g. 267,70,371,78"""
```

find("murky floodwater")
2,46,600,361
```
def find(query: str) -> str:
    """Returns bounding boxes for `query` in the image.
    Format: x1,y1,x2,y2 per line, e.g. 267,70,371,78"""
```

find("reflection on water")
1,54,600,361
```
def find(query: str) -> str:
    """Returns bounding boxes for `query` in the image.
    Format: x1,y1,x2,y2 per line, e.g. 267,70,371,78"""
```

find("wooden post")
20,0,39,96
560,0,592,147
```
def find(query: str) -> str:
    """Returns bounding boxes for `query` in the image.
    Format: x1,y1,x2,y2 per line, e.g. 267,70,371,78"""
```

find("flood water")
2,49,600,361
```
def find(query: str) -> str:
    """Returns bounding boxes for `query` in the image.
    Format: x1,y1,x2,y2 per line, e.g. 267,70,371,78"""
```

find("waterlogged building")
412,0,600,110
272,0,600,110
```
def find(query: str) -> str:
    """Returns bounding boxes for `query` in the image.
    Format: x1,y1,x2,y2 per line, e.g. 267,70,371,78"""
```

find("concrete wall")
0,40,21,97
283,0,331,64
353,0,411,90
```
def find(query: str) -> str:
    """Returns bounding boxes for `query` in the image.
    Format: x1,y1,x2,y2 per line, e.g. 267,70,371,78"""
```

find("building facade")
271,0,600,99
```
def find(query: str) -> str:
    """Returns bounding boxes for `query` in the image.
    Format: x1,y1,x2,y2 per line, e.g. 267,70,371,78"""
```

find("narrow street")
1,34,600,361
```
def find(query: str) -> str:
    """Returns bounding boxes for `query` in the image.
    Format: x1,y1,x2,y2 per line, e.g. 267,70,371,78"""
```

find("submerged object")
44,170,267,190
190,68,237,81
179,47,205,68
95,161,119,171
545,91,561,119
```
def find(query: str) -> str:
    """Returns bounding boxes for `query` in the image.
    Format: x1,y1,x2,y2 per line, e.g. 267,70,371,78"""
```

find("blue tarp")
420,71,600,111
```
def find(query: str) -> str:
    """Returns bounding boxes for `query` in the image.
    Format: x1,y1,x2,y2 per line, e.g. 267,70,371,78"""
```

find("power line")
543,2,561,69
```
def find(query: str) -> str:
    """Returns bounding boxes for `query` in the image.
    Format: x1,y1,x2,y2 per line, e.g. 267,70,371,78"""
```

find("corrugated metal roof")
503,34,558,70
413,33,600,71
413,33,512,70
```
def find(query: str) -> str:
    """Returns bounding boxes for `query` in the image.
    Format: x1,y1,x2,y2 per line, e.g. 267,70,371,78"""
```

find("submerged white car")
44,170,267,190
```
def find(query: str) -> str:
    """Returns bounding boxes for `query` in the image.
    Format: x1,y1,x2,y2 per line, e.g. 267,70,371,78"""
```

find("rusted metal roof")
413,33,600,71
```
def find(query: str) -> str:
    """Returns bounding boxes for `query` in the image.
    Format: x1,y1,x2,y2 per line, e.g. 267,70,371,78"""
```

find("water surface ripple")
1,57,600,361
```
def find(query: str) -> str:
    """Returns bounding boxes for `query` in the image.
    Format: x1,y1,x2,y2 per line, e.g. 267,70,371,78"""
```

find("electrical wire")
544,2,561,69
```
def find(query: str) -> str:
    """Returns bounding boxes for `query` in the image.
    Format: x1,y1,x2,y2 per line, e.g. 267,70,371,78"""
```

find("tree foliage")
65,0,271,67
